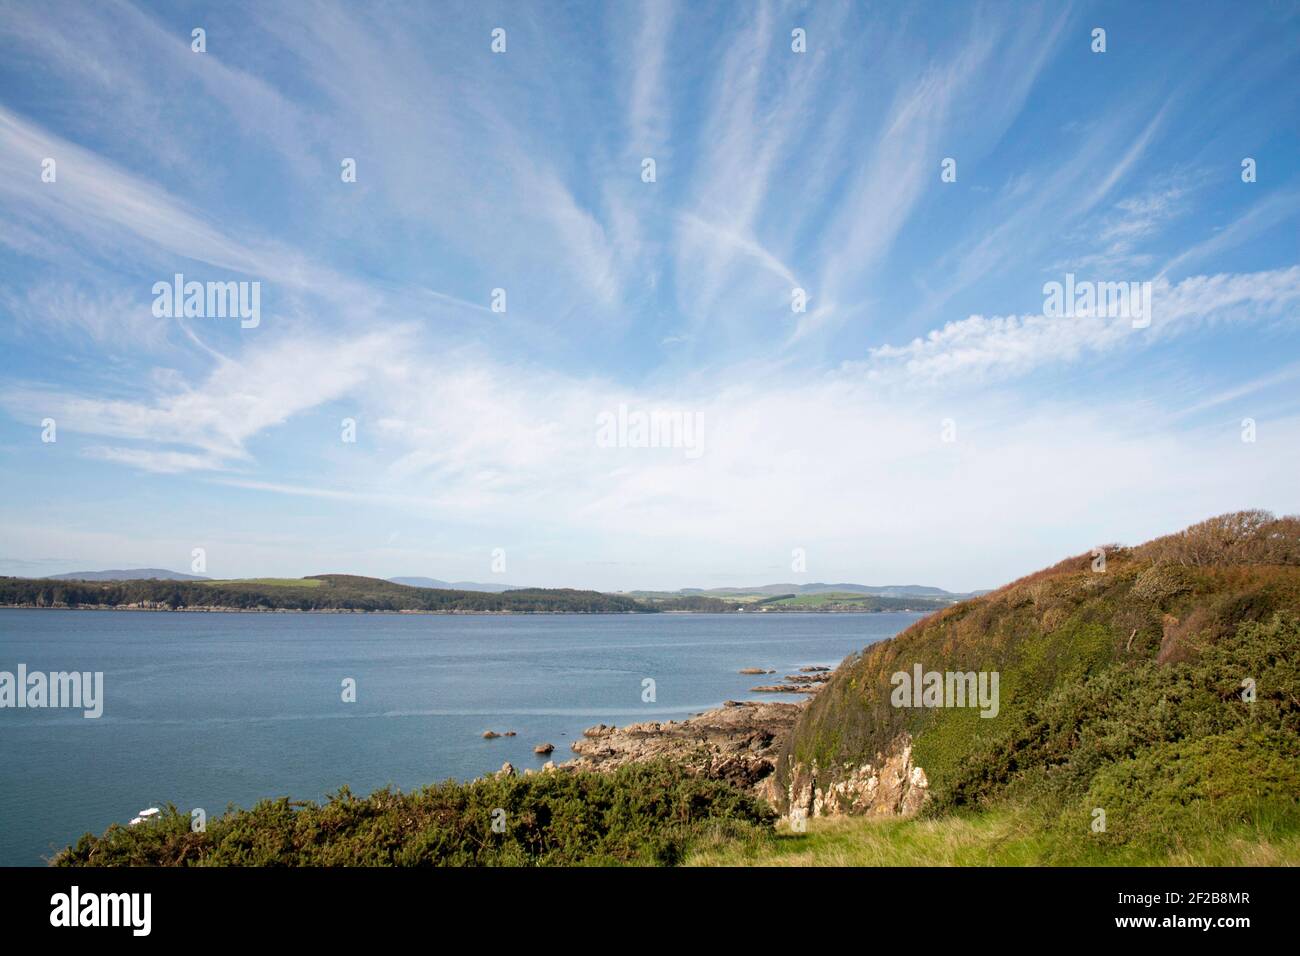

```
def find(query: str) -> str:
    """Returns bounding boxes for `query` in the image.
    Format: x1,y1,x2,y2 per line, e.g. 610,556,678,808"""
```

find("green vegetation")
687,804,1300,866
40,511,1300,867
624,593,737,612
776,510,1300,862
753,591,950,612
204,577,325,589
624,589,950,612
54,762,775,867
0,573,652,614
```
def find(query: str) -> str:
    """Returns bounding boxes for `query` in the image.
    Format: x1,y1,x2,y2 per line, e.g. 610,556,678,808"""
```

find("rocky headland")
485,662,931,820
564,698,804,790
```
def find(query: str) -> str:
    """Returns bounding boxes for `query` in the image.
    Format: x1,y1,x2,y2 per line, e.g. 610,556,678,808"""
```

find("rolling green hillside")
752,591,951,612
776,511,1300,860
0,573,652,614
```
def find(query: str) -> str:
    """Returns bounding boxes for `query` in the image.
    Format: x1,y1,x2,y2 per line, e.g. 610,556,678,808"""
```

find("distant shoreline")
0,603,931,616
0,604,634,616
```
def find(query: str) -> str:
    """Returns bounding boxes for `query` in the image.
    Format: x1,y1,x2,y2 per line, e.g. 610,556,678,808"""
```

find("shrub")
53,762,776,867
1072,727,1300,850
930,613,1300,814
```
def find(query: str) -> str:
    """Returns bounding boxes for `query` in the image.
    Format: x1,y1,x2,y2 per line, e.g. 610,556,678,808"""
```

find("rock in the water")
534,743,555,754
482,730,501,739
783,673,827,682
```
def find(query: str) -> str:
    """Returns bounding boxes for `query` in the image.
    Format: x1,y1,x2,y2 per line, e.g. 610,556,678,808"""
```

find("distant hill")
680,582,983,600
0,574,651,614
46,568,210,582
387,577,524,593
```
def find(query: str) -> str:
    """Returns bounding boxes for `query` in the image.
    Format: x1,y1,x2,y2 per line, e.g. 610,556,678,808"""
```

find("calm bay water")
0,609,917,865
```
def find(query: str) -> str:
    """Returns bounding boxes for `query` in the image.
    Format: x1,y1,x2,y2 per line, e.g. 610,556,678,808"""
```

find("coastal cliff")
771,511,1300,844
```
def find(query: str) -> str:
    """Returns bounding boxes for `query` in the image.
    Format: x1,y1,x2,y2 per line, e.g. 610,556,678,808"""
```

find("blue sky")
0,0,1298,591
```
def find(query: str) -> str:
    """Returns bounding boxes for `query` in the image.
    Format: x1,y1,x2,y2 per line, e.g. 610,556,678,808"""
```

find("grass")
766,592,876,606
756,592,950,611
686,803,1300,867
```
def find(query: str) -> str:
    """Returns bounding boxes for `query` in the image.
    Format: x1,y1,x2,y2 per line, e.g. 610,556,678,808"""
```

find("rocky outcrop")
565,699,804,791
768,734,929,817
750,672,830,694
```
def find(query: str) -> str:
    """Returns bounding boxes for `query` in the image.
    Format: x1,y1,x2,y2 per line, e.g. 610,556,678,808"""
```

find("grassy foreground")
687,803,1300,867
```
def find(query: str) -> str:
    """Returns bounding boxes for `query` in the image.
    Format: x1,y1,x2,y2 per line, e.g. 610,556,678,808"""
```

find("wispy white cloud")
1160,190,1300,279
2,328,409,469
858,267,1300,385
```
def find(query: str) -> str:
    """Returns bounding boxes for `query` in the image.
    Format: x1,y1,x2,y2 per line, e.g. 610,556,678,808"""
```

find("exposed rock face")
565,700,804,791
770,734,929,817
553,666,927,819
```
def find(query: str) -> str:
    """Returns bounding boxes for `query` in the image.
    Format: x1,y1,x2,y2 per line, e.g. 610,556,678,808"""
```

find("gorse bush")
53,762,776,867
932,613,1300,814
778,512,1300,857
